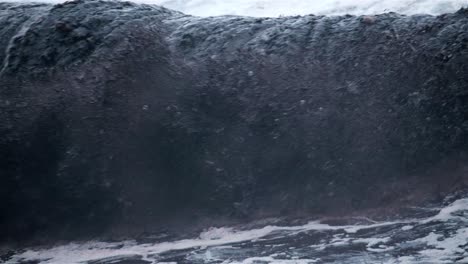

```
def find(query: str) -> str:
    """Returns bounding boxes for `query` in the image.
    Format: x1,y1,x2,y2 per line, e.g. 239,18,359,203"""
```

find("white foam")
401,225,414,231
5,220,405,264
421,198,468,224
6,198,468,264
2,0,467,17
309,232,395,253
422,229,468,257
199,227,236,240
227,256,319,264
391,228,468,263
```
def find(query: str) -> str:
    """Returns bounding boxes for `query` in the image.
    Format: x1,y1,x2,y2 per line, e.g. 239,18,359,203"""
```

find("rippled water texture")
1,1,467,263
5,197,468,264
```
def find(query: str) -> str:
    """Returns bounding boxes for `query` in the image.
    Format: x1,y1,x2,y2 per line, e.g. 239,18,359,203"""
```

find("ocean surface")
5,196,468,263
1,1,467,263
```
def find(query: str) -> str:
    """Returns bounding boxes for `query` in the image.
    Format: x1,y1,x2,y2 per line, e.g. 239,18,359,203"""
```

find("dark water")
1,1,467,262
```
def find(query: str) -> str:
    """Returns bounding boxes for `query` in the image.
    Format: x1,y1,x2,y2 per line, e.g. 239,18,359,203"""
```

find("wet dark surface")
0,0,467,247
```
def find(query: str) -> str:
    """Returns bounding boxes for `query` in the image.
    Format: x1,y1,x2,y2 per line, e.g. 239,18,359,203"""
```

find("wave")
0,0,467,242
3,0,468,17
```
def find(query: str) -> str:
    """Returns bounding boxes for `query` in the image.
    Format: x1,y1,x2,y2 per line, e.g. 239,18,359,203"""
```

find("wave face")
0,0,467,242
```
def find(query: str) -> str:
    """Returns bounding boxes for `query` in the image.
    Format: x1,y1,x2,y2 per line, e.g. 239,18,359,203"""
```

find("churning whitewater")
2,0,468,16
5,197,468,263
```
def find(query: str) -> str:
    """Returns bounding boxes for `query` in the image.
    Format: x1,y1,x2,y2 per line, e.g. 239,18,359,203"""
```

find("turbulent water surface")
3,0,468,16
1,0,468,263
4,197,468,263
